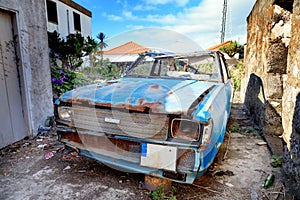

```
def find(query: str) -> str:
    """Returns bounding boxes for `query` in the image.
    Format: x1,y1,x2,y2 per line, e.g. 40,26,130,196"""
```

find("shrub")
51,64,93,98
230,61,245,91
48,31,97,97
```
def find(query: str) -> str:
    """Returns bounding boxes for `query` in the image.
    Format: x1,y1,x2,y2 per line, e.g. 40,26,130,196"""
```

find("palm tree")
97,32,108,64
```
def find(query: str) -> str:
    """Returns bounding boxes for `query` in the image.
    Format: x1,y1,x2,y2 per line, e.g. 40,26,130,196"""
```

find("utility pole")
221,0,227,43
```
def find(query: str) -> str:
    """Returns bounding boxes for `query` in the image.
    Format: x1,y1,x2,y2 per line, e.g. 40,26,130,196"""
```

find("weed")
225,131,230,137
148,186,177,200
271,155,282,168
246,127,254,133
229,122,240,133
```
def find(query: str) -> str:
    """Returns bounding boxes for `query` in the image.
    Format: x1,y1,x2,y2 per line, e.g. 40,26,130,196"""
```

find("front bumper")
56,124,204,184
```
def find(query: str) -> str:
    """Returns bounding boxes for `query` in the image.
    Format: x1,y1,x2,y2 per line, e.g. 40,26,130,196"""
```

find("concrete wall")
241,0,300,197
46,0,92,38
0,0,53,137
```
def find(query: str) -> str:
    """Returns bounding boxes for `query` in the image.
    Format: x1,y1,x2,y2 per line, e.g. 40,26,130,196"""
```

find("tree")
97,32,108,64
219,41,244,58
48,31,97,69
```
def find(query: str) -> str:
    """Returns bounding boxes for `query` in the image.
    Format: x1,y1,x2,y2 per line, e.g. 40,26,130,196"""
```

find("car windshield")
124,53,221,82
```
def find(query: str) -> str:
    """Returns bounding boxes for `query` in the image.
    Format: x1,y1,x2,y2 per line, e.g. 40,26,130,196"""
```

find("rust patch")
76,133,140,154
105,81,118,85
209,105,213,112
148,84,161,91
59,132,83,144
68,100,164,113
64,98,95,105
113,102,164,113
138,98,145,105
94,102,113,108
144,175,172,191
127,97,134,102
65,99,76,104
143,102,163,113
79,98,94,105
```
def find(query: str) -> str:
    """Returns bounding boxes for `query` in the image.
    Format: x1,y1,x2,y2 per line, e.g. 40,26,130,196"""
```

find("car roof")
142,50,219,59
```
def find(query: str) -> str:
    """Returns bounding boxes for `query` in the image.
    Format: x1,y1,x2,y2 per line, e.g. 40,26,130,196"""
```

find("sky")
72,0,256,51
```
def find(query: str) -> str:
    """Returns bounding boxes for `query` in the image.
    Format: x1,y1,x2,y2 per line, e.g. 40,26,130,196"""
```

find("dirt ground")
0,98,286,200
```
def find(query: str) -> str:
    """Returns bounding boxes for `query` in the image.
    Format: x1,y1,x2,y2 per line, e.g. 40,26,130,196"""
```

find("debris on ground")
38,144,48,149
62,151,79,160
263,174,275,189
63,166,71,171
38,125,52,134
261,182,286,200
44,151,54,160
257,141,267,146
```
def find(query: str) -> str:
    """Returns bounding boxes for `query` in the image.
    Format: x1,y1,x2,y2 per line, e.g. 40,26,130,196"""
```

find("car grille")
71,106,169,140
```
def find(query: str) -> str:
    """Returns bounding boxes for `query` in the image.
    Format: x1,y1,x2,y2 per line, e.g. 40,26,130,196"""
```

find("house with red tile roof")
103,41,150,63
105,41,149,55
207,40,231,51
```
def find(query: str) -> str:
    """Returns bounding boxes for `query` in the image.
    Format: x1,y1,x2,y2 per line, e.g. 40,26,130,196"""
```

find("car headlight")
201,119,213,147
58,106,73,122
171,119,200,141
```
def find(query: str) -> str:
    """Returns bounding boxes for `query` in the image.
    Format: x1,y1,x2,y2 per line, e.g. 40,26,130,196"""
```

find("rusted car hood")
60,78,217,114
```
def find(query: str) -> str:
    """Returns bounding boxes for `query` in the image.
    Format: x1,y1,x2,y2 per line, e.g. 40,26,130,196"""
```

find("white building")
45,0,92,38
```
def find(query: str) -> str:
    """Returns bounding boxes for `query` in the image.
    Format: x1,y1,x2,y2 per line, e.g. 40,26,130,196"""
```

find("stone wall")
282,0,300,147
282,0,300,197
0,0,53,136
242,0,300,197
241,0,292,156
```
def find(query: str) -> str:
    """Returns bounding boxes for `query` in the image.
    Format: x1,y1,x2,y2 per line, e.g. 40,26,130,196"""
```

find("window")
46,0,58,24
73,12,81,32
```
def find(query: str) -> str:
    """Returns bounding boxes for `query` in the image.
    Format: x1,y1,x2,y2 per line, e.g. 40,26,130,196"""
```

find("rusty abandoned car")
55,50,233,183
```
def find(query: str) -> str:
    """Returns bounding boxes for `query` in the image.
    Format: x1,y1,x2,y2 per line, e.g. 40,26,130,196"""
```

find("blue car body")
55,51,233,183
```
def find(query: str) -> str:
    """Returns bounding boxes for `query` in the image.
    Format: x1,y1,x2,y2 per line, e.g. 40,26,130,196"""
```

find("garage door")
0,10,26,149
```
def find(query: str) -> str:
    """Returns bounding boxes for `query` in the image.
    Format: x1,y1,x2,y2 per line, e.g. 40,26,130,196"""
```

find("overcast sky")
73,0,256,50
